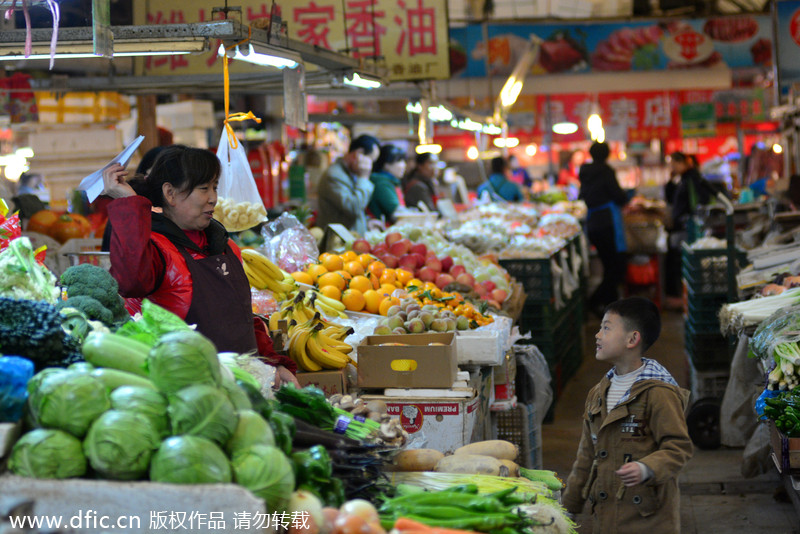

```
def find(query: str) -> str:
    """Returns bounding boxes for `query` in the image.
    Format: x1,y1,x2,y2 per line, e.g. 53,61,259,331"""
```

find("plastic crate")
688,359,729,400
684,327,732,371
499,257,554,299
684,312,721,335
682,267,730,295
681,243,747,294
492,402,542,469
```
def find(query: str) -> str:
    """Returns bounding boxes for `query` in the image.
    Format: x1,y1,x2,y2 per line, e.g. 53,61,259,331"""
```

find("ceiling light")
0,39,207,60
493,137,520,148
343,72,381,89
525,144,537,156
553,122,579,135
416,144,442,155
467,146,479,160
500,79,523,108
773,143,783,154
587,113,602,132
219,43,299,69
483,124,502,135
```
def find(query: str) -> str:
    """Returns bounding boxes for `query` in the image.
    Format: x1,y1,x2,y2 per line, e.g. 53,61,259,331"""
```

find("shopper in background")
368,144,407,226
579,141,629,316
509,154,533,188
403,152,439,212
477,156,524,202
557,149,585,188
101,145,299,387
316,134,380,236
563,297,693,534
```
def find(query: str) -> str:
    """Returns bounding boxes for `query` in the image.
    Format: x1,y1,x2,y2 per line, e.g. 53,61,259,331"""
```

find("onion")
339,499,379,523
288,490,324,534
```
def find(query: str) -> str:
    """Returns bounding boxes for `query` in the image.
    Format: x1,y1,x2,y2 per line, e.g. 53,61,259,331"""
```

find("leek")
388,471,554,500
720,287,800,334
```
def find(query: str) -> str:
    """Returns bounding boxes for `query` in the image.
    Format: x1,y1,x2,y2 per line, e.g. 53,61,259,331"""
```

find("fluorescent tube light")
415,144,442,154
552,122,579,135
343,72,381,89
218,43,299,69
0,39,207,60
493,137,520,148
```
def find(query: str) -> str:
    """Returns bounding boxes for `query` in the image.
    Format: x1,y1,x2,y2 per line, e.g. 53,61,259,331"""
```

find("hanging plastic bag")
213,129,267,232
260,213,319,273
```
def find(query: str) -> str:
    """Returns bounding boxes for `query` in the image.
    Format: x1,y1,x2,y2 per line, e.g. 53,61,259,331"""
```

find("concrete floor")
541,309,800,533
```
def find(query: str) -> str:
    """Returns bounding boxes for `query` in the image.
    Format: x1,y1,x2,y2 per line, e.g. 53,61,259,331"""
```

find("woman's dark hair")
136,146,168,175
349,134,380,155
589,142,610,163
670,151,688,164
374,144,406,172
490,156,509,175
131,145,220,207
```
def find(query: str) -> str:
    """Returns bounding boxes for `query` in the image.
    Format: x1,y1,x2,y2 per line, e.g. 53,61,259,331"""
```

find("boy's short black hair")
349,134,381,155
490,156,509,175
604,297,661,352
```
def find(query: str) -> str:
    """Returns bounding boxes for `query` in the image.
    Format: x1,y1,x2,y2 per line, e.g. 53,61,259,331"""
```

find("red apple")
435,273,455,289
487,299,501,308
398,254,418,272
408,253,425,269
389,239,412,257
379,253,399,269
351,239,372,254
385,232,403,246
481,280,496,292
440,256,454,272
455,272,474,287
418,266,437,283
410,243,427,257
372,243,388,256
425,250,438,260
426,257,442,273
450,264,466,278
474,284,489,297
491,288,508,303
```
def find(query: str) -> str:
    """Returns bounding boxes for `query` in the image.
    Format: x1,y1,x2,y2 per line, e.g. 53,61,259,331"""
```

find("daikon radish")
453,440,519,461
498,459,520,477
434,454,509,476
393,449,445,472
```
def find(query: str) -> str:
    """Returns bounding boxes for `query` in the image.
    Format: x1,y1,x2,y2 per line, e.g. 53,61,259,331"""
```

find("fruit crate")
684,327,733,372
498,257,554,299
688,358,729,401
681,243,747,294
492,402,542,469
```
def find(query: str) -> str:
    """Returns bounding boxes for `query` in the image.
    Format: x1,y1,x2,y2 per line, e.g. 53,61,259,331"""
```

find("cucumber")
82,331,149,377
90,368,156,391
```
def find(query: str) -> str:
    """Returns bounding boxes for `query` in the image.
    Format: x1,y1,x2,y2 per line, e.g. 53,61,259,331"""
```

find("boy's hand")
615,462,643,486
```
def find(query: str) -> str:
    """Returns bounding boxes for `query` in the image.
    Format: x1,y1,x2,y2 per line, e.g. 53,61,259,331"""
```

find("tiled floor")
541,309,800,533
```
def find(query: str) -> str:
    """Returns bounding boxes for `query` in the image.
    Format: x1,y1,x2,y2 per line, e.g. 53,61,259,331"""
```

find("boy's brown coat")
562,375,693,534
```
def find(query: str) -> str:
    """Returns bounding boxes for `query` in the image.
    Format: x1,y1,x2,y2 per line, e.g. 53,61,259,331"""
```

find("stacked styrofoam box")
550,0,593,18
157,100,216,149
591,0,633,17
492,0,549,18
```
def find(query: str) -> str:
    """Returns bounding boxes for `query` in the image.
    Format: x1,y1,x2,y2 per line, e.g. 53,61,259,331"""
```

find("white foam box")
362,389,479,454
456,330,504,366
157,100,216,130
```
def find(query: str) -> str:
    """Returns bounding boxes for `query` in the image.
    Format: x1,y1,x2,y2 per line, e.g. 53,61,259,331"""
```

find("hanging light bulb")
525,144,538,156
466,146,479,160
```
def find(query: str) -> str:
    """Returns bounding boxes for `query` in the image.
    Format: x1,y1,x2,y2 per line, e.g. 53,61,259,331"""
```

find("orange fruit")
336,270,353,283
408,278,424,289
340,250,358,263
321,254,344,272
306,264,329,282
342,289,366,312
395,268,414,286
291,271,314,285
379,283,398,297
363,289,384,314
357,253,375,268
319,285,342,301
348,275,373,294
345,260,365,277
318,252,332,264
367,260,385,278
379,296,400,316
379,269,397,286
317,271,346,291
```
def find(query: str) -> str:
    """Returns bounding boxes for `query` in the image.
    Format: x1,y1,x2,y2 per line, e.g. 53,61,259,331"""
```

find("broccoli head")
59,264,120,311
56,296,113,325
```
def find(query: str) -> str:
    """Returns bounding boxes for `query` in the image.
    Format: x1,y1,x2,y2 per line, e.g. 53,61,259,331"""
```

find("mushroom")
338,395,355,411
351,404,369,417
366,399,387,414
328,394,343,406
380,413,391,423
367,411,382,422
379,422,398,441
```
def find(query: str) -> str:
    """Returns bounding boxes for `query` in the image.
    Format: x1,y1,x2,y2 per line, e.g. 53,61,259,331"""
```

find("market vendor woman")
101,145,299,386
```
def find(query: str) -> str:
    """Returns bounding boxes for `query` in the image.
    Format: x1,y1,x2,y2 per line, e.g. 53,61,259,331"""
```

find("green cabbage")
231,445,295,512
220,368,253,411
147,330,221,393
84,410,160,480
27,370,111,438
110,386,169,438
8,429,87,479
167,385,237,445
26,368,68,395
149,436,232,484
225,410,275,456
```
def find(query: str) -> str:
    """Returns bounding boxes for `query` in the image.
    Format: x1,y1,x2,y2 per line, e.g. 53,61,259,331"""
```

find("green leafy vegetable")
84,410,160,480
116,299,191,347
0,237,59,303
231,445,295,512
27,370,110,438
225,409,275,455
59,264,129,325
167,384,238,445
110,386,169,438
148,330,221,394
8,429,87,479
149,436,232,484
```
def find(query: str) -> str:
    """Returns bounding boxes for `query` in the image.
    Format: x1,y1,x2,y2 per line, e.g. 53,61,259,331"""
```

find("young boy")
562,297,693,534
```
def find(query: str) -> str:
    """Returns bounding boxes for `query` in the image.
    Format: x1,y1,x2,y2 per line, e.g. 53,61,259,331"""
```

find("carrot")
393,517,480,534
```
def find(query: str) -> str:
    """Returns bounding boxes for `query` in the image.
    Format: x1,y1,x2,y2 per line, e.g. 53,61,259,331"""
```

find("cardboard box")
357,333,457,389
493,351,517,385
362,392,479,454
769,419,800,473
296,369,347,396
456,330,504,366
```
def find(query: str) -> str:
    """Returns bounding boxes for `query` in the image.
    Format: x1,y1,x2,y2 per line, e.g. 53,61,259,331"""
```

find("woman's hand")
102,163,136,199
274,365,300,388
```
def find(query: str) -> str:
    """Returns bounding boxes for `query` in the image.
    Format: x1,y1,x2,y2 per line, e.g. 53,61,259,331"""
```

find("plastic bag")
260,213,319,273
213,129,267,232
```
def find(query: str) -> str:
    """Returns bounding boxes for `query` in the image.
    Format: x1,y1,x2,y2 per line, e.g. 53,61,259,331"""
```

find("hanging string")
46,0,60,70
22,0,31,57
222,25,261,154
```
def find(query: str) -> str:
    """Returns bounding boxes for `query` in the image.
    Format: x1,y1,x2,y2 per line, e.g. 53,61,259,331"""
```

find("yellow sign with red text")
133,0,449,81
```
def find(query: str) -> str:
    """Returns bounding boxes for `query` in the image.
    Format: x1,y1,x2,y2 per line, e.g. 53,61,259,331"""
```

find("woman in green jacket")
368,144,407,225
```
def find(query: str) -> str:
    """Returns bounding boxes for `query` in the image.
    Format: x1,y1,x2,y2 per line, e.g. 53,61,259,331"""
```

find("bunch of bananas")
267,293,355,372
241,249,298,301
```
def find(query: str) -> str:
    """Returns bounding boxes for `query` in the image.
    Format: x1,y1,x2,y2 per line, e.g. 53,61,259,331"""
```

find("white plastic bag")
213,129,267,232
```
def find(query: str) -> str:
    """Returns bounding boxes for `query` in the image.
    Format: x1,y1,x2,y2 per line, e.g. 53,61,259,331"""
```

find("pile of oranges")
291,251,413,314
290,250,493,325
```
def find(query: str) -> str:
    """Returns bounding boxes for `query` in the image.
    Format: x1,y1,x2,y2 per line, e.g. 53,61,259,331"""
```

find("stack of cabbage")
7,329,295,513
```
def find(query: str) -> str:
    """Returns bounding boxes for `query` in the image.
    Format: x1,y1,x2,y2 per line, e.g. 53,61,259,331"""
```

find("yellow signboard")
133,0,450,81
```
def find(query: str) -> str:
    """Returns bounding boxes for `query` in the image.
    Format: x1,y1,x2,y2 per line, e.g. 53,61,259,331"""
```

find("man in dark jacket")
403,152,439,212
579,142,629,315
